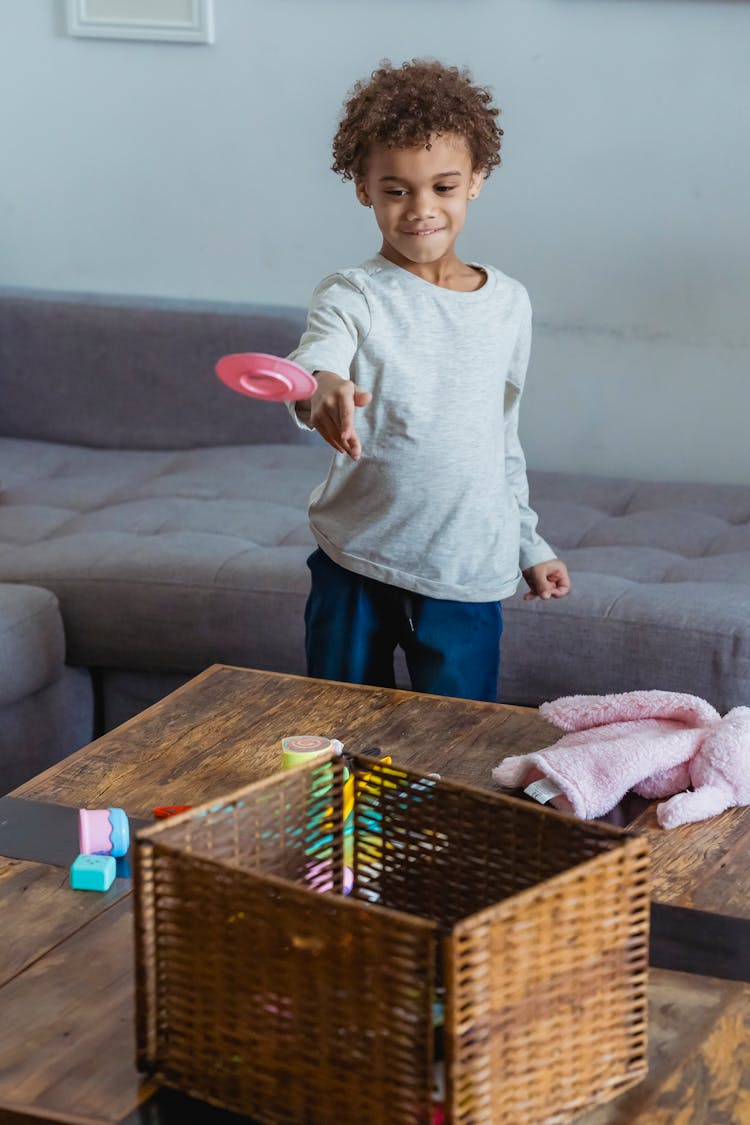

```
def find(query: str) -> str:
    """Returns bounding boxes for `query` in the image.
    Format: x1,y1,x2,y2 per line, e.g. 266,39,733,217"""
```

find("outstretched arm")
286,272,371,448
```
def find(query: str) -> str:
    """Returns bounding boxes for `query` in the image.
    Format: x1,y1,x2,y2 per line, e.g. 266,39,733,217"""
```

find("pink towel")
492,690,750,828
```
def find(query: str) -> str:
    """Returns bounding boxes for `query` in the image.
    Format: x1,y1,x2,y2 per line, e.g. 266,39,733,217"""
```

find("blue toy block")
70,853,116,891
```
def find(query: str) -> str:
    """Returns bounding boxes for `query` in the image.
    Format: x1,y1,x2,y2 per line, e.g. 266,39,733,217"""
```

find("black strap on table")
122,1087,253,1124
649,900,750,983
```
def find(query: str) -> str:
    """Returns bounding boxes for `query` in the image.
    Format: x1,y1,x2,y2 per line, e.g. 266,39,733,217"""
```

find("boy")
288,59,570,702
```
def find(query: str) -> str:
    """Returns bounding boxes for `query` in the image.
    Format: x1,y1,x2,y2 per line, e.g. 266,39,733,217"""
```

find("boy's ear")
468,169,484,201
355,180,372,208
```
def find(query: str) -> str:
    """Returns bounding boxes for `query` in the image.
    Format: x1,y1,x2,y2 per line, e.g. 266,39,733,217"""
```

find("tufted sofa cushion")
0,437,329,674
502,471,750,712
0,438,748,713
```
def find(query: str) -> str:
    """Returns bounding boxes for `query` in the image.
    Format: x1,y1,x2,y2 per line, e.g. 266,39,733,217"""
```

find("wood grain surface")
0,857,130,988
14,667,556,818
15,663,747,920
0,898,157,1125
2,665,749,1124
629,803,750,919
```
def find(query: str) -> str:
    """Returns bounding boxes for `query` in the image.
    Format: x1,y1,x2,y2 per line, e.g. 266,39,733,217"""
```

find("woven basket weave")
134,753,649,1124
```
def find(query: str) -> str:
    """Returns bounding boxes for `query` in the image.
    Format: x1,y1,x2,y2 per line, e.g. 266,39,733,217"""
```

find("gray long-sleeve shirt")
288,253,555,601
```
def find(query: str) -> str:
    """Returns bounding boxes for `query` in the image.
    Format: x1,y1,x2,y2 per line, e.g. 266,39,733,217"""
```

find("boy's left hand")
522,559,571,601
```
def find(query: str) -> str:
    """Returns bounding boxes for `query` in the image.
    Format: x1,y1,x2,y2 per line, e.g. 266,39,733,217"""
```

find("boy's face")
355,134,483,270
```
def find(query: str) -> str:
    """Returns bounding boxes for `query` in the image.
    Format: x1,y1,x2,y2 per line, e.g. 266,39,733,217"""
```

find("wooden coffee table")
1,665,748,1124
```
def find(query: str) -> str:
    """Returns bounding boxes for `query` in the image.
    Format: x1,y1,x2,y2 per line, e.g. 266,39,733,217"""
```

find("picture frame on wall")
66,0,215,44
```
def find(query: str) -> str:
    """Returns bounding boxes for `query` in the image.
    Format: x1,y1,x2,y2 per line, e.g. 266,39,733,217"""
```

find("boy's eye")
384,186,455,197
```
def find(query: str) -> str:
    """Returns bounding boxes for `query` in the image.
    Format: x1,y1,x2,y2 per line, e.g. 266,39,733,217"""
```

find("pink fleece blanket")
492,690,750,828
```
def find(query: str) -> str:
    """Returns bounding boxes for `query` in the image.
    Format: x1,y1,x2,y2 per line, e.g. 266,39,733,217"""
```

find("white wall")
2,0,749,485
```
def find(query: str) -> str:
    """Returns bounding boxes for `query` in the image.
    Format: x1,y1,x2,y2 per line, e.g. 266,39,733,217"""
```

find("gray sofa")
1,286,749,793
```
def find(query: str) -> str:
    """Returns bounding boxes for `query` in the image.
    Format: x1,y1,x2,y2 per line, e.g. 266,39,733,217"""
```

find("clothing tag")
524,777,563,805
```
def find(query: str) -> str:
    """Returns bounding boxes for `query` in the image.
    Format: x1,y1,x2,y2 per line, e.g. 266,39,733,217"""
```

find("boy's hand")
522,559,571,601
307,370,372,460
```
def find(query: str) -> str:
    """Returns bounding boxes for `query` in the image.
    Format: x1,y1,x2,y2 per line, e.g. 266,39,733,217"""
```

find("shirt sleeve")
285,273,371,429
504,290,557,569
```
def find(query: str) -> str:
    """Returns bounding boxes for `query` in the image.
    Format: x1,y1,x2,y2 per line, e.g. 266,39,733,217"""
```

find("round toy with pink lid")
78,807,129,857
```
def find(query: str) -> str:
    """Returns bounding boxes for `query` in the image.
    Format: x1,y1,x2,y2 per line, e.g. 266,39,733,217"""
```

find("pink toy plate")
215,352,317,402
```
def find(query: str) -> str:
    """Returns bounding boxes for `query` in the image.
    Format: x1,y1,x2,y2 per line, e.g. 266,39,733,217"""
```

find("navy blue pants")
304,548,502,702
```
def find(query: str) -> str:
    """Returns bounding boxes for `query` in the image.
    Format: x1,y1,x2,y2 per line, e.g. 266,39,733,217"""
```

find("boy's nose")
405,207,437,222
405,192,437,221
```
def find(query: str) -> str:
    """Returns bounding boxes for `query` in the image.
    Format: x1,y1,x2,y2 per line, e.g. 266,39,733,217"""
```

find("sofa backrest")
0,288,315,449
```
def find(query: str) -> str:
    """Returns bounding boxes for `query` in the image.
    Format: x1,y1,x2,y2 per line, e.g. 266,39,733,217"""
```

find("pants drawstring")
402,592,416,634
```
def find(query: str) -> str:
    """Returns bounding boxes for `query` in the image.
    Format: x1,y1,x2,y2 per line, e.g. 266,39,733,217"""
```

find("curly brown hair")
332,59,503,182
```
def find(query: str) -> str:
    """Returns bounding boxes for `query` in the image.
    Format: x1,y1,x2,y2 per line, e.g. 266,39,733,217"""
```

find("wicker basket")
134,753,649,1125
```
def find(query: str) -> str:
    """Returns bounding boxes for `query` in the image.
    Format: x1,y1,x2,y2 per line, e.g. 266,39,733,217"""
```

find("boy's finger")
550,577,571,597
535,573,553,600
343,434,362,461
338,398,355,440
546,566,571,592
317,423,346,455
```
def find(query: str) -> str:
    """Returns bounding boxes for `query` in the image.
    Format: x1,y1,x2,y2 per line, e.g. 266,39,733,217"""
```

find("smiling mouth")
402,228,444,237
